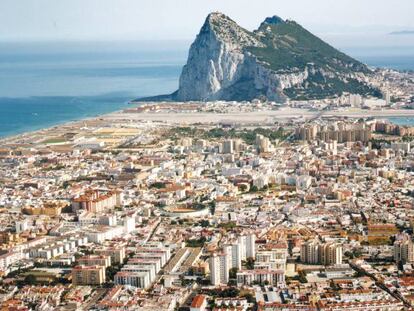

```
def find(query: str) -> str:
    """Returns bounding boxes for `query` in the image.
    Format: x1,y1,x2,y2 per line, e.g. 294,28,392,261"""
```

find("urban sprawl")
1,68,414,310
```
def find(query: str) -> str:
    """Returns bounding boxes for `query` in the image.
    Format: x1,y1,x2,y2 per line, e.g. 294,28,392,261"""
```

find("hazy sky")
1,0,414,41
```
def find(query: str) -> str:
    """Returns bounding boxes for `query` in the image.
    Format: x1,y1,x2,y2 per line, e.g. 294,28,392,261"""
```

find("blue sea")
0,39,414,138
0,41,187,138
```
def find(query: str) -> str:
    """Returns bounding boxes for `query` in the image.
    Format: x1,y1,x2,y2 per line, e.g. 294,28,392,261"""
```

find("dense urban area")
1,69,414,310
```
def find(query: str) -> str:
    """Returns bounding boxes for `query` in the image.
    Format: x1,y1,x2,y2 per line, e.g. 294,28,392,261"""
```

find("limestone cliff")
145,12,380,102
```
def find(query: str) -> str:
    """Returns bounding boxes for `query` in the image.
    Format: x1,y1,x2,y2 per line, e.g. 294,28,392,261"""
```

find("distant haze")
1,0,414,42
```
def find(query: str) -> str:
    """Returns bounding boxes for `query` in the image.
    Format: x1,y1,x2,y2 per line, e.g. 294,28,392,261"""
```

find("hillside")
142,12,380,102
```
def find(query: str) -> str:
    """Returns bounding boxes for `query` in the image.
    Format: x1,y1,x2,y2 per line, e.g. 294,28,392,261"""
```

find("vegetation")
218,222,237,230
229,267,238,279
205,287,240,298
244,257,255,270
209,201,216,215
297,270,307,283
149,182,166,189
245,20,380,100
186,236,206,248
248,21,368,74
198,220,210,227
204,127,287,144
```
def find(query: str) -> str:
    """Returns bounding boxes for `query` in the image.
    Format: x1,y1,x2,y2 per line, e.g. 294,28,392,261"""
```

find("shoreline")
2,107,414,145
0,114,105,145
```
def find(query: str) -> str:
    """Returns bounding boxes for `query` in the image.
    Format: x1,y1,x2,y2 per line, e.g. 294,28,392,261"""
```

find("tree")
229,267,238,279
298,270,307,283
245,257,255,270
227,279,237,286
353,249,363,258
186,236,206,248
239,184,248,192
209,201,216,215
199,220,210,228
240,292,255,304
250,185,259,193
24,274,37,285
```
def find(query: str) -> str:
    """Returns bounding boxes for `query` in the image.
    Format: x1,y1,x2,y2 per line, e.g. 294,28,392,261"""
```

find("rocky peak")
202,12,263,48
260,15,284,27
141,13,379,102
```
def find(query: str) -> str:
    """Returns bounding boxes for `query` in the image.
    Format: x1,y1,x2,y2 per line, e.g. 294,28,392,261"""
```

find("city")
1,1,414,310
1,96,414,310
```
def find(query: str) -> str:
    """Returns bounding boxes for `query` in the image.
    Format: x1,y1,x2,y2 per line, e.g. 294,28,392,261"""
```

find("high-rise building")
209,252,231,286
255,244,287,271
296,122,371,143
238,234,256,260
384,89,391,106
300,240,320,264
255,135,272,153
349,94,362,107
77,255,111,268
394,233,414,264
233,138,244,153
319,243,343,265
210,234,256,285
301,240,343,265
222,140,234,154
72,265,106,285
223,243,242,270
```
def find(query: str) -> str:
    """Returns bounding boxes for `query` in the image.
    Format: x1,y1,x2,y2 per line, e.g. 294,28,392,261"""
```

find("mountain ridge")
139,12,380,102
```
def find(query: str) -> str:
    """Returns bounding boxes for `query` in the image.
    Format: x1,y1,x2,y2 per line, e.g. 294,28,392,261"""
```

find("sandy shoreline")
2,107,414,144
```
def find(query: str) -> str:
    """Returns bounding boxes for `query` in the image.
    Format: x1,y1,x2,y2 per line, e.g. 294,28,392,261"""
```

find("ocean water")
0,41,187,138
0,40,414,138
386,117,414,126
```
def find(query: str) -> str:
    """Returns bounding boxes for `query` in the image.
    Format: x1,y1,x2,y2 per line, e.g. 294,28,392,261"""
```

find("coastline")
0,114,103,145
3,106,414,145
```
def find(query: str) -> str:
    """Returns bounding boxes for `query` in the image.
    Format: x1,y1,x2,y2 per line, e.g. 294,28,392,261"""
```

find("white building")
209,252,231,286
394,233,414,264
114,271,150,289
236,269,285,286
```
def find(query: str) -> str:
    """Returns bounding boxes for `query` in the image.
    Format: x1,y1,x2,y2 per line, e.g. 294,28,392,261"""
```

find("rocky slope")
146,12,380,102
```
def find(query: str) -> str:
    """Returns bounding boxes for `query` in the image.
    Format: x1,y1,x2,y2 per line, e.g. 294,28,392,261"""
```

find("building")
209,252,231,286
301,240,343,265
391,142,411,153
236,269,285,286
296,122,371,143
256,135,272,153
0,251,26,275
96,245,126,264
71,189,122,213
210,233,256,285
15,220,28,233
22,201,67,217
223,243,242,270
72,265,106,285
394,233,414,264
255,243,287,271
77,255,111,268
238,234,256,260
300,240,320,264
320,243,343,266
222,140,234,154
349,94,363,107
114,271,150,289
190,294,207,311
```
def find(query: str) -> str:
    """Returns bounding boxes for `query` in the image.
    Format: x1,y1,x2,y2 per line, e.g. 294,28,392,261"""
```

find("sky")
1,0,414,42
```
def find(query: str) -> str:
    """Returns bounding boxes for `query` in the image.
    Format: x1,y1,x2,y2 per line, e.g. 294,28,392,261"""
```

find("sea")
0,38,414,138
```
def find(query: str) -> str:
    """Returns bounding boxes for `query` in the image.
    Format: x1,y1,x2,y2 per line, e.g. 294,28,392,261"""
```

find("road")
83,288,107,310
349,262,411,308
